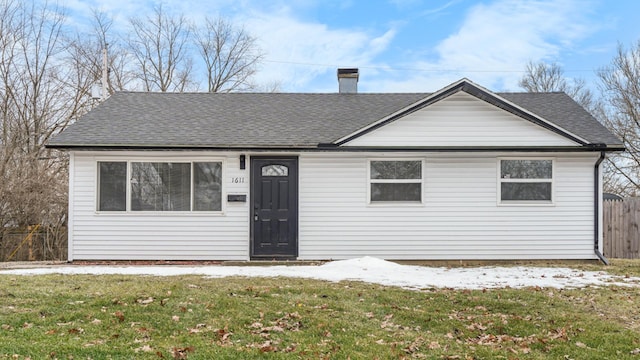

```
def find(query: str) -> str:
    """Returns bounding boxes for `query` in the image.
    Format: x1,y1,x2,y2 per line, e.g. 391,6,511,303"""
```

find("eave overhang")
45,143,625,152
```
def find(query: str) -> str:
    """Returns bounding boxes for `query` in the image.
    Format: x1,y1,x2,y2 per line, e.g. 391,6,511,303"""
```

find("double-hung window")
499,159,553,203
369,160,422,203
97,161,222,212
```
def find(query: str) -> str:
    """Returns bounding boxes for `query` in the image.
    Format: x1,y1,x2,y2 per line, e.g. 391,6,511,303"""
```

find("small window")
500,159,552,202
369,160,422,202
262,164,288,176
98,162,127,211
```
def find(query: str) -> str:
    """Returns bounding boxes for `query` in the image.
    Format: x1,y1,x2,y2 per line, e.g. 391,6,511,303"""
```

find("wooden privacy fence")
603,198,640,259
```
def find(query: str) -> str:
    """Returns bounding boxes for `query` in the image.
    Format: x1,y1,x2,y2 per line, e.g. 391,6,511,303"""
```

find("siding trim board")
68,152,75,262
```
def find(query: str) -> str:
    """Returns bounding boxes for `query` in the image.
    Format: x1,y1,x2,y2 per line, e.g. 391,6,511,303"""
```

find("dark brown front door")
251,157,298,259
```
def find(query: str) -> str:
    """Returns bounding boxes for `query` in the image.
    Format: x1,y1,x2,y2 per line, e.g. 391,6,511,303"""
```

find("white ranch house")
48,70,623,262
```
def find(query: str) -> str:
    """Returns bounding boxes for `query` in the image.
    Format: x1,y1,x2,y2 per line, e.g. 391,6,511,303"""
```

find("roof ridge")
497,91,567,95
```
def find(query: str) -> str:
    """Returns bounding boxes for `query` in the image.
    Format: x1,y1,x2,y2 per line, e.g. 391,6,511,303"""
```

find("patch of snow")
1,257,639,290
321,256,403,270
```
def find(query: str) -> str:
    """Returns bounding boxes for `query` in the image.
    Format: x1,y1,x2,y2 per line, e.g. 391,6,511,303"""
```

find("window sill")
94,211,225,216
367,201,425,207
497,201,555,207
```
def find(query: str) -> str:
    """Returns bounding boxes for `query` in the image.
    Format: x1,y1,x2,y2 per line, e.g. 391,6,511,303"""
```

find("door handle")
254,214,259,221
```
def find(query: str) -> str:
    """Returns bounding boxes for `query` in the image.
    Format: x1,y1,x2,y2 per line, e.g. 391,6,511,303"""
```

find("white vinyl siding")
343,92,579,147
70,151,249,260
297,152,598,260
68,151,600,261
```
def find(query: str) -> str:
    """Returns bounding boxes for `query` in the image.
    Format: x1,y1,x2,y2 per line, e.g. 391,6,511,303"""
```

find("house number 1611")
231,177,245,184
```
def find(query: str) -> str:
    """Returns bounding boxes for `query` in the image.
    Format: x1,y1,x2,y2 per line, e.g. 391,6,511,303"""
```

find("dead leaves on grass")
171,346,195,359
249,311,303,336
113,310,125,323
444,305,583,355
137,296,154,305
360,300,598,358
242,312,305,354
7,280,633,360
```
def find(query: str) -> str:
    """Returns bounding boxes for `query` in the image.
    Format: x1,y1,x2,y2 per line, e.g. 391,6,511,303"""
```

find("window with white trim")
499,159,552,202
97,161,222,212
369,160,422,202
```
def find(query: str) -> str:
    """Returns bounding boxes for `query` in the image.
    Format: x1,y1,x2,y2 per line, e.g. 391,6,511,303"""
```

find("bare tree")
598,41,640,196
91,10,137,93
519,61,566,92
193,16,264,92
63,9,137,109
519,61,596,113
0,2,274,260
517,61,637,196
67,10,137,95
256,80,282,93
0,0,75,260
127,4,195,92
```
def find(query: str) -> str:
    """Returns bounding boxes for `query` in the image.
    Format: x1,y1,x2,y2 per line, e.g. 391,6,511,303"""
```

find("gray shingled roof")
48,89,622,149
499,92,621,145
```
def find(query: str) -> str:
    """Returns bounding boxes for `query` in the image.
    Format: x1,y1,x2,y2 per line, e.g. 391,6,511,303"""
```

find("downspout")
594,150,609,265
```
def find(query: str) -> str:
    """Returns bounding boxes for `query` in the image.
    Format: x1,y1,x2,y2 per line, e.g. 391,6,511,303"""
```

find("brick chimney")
337,68,359,93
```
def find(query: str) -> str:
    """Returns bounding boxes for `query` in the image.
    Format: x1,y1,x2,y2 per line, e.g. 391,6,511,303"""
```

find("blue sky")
63,0,640,93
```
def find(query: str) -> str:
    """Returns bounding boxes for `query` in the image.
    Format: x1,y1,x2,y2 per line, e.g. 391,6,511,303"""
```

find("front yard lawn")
1,261,639,359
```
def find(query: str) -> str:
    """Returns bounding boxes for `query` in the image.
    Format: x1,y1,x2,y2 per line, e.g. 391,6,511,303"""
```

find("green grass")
0,261,639,359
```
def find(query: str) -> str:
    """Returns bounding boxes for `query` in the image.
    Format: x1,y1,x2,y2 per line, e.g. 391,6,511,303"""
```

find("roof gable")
341,91,579,148
335,78,588,147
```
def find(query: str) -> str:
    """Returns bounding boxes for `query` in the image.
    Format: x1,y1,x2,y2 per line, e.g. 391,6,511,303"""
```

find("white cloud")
229,0,599,92
52,0,601,93
237,6,397,91
373,0,598,92
61,0,151,33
